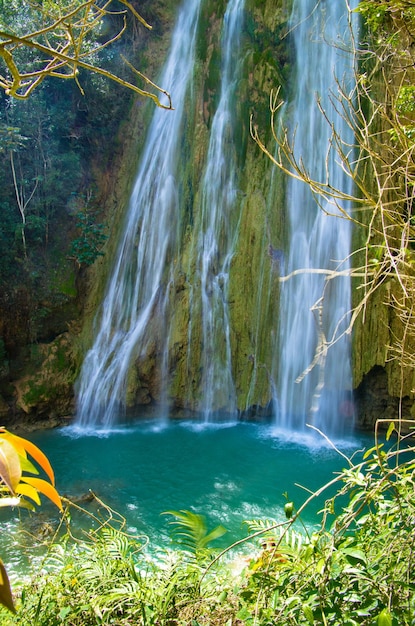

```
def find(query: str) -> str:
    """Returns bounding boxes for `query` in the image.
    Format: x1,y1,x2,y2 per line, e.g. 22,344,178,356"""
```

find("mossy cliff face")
351,61,415,427
1,0,291,424
125,0,291,415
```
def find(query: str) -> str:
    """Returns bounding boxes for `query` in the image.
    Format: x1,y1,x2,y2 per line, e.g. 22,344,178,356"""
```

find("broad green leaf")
303,605,314,624
285,595,302,608
377,608,392,626
20,476,62,511
0,558,16,613
0,438,21,494
58,607,71,620
236,606,252,620
343,548,367,565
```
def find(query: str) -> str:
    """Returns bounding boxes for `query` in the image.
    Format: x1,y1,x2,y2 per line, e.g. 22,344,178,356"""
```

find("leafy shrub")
70,210,108,267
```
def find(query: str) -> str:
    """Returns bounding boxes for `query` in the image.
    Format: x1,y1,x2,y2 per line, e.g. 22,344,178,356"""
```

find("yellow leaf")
15,482,41,506
0,432,27,460
386,421,395,441
2,432,55,485
0,558,16,613
0,438,21,494
20,476,62,511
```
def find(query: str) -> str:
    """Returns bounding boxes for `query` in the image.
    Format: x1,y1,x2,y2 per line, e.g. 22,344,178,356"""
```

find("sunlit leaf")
0,438,21,494
20,476,62,511
343,548,367,565
303,605,314,624
386,422,395,441
16,482,41,506
2,432,55,484
0,558,16,613
377,608,392,626
19,455,39,476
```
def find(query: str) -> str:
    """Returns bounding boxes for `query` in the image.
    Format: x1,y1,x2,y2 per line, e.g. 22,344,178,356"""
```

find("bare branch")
0,1,171,108
251,0,415,384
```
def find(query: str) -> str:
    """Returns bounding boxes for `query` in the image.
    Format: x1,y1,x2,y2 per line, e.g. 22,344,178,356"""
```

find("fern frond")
163,510,227,560
244,518,278,535
244,520,305,555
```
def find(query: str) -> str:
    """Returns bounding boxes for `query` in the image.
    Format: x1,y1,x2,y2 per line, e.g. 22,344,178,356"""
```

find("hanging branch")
0,0,172,109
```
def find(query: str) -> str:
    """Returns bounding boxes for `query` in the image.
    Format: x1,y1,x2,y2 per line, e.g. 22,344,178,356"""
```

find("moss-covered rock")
13,333,77,417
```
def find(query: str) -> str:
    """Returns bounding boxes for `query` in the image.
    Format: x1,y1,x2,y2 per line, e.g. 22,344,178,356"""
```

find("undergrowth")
0,420,414,625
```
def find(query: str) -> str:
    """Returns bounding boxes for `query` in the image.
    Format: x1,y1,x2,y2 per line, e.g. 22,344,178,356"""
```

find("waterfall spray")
276,0,357,434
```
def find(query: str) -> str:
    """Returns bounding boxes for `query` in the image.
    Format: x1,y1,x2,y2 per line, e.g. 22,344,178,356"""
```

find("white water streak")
76,0,202,427
276,0,358,433
189,0,245,420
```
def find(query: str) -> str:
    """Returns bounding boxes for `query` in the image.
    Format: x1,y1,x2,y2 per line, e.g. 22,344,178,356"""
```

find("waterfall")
75,0,202,428
275,0,357,434
75,0,357,430
186,0,245,421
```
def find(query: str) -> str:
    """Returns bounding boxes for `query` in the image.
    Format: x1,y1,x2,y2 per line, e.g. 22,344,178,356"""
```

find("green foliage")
396,85,415,115
0,125,27,152
0,58,135,349
4,512,231,625
70,210,108,267
163,509,227,562
1,426,414,625
357,1,415,36
357,1,389,32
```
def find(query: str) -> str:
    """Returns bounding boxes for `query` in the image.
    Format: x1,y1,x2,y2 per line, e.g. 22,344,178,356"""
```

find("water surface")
22,420,366,547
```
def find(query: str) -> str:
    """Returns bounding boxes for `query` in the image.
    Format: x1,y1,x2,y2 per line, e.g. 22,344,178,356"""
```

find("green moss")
58,270,77,298
22,380,51,406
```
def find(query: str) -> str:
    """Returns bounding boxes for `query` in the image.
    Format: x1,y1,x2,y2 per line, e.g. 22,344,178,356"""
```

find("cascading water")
275,0,357,434
75,0,358,430
75,0,202,428
187,0,245,421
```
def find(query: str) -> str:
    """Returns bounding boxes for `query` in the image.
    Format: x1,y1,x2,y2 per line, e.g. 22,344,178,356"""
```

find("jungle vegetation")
0,1,414,624
0,0,171,375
